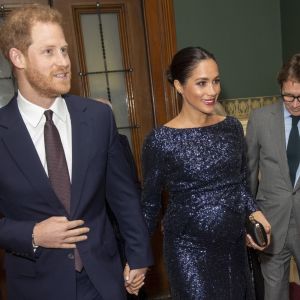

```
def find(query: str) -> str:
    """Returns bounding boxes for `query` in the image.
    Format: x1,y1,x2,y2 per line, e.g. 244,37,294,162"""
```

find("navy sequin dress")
142,116,257,300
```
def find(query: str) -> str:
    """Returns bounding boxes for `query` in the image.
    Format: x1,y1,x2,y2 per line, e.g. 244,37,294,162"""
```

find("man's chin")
54,84,71,96
290,111,300,116
46,88,71,99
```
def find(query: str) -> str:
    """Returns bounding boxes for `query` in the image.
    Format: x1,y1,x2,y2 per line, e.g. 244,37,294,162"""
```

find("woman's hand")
246,210,271,251
123,263,147,295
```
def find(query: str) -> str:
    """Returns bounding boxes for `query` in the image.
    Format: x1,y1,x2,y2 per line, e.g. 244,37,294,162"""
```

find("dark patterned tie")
287,115,300,186
44,110,83,272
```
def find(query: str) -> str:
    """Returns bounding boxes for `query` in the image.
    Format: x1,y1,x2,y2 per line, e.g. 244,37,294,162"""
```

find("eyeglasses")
281,94,300,102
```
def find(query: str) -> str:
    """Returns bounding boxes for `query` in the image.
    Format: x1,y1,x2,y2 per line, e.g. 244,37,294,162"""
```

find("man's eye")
285,95,294,100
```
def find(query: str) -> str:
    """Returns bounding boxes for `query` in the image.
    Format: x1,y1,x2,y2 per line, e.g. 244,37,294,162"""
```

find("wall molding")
221,95,280,132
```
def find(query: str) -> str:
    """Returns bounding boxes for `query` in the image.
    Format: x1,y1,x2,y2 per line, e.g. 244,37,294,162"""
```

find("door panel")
53,0,154,179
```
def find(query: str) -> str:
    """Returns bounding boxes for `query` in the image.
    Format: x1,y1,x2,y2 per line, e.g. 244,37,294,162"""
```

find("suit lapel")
0,97,66,214
269,101,293,189
294,131,300,189
66,96,92,217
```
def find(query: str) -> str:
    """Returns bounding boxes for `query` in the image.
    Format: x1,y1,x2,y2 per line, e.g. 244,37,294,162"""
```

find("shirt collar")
17,91,68,127
283,102,291,120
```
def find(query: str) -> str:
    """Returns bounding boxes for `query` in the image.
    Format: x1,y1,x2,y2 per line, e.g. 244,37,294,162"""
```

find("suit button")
67,253,74,260
292,191,296,195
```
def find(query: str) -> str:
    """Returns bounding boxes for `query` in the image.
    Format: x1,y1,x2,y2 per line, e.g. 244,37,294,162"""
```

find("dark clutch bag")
245,215,267,247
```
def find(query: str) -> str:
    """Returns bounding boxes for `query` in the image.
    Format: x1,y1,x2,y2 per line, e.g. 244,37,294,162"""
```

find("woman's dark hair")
277,53,300,87
167,46,217,85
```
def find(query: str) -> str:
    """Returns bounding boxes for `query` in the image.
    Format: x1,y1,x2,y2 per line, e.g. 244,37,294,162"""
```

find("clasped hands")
33,216,147,295
123,264,147,295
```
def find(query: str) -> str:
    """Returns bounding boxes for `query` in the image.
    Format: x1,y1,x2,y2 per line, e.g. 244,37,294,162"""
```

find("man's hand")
123,263,147,295
33,216,90,248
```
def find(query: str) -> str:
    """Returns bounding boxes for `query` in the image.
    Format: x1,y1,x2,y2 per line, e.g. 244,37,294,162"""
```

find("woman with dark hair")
141,46,271,299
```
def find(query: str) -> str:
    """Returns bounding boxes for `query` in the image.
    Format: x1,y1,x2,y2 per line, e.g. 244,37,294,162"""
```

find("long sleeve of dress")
235,119,258,215
141,130,165,235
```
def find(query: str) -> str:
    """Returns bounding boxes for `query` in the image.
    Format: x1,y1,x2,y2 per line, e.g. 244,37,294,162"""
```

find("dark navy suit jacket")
0,94,153,300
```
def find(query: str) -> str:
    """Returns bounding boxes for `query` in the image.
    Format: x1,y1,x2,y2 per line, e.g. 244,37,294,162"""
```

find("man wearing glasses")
246,53,300,300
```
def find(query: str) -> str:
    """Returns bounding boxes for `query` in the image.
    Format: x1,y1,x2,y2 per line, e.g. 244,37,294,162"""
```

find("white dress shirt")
283,104,300,186
17,91,72,181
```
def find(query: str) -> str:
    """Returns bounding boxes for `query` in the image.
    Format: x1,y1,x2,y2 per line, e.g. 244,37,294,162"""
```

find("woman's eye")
61,47,68,54
197,81,206,87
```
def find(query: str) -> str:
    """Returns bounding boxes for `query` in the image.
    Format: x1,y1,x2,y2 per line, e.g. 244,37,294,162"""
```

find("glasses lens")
283,95,294,102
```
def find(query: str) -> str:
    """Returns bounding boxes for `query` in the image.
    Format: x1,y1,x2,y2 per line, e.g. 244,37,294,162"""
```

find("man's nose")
55,52,70,67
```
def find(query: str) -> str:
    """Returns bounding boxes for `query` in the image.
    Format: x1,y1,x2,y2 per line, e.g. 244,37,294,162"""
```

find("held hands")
123,263,147,296
246,210,271,251
33,216,90,248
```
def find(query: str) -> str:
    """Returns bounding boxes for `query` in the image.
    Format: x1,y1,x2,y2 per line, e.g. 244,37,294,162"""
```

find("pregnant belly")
164,204,245,245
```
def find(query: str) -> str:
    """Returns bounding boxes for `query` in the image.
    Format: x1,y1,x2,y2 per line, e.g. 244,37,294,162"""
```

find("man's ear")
174,79,183,95
9,48,26,69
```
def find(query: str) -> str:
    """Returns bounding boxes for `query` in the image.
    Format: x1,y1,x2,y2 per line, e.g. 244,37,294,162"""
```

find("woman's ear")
9,48,26,69
174,79,183,95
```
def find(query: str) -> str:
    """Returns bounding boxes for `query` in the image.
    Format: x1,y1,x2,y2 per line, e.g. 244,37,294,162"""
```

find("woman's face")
175,58,221,115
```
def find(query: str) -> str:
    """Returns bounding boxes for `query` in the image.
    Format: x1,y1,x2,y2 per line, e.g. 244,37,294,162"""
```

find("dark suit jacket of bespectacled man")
0,4,153,300
246,53,300,300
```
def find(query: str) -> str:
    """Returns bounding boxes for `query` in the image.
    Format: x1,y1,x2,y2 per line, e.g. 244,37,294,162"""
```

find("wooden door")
52,0,154,179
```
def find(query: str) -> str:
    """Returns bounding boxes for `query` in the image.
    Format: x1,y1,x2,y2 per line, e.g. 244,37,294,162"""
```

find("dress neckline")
162,116,228,130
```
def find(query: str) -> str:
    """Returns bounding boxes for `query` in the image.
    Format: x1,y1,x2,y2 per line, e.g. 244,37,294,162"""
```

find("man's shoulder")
0,95,17,122
0,94,16,109
64,94,111,114
250,102,280,118
64,94,98,105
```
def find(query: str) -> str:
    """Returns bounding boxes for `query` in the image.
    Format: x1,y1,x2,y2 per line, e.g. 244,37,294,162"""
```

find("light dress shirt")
283,104,300,187
17,91,72,181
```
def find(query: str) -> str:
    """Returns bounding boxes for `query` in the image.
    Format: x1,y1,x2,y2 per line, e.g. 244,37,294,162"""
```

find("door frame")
143,0,179,127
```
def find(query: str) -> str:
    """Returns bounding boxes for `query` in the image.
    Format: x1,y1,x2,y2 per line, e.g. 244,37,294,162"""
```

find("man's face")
282,80,300,116
22,21,71,102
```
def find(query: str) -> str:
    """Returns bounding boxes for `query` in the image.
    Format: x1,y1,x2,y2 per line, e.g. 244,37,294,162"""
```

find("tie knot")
44,110,53,121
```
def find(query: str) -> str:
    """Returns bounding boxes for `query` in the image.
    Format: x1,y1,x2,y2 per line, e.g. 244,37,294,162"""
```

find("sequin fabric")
142,116,257,300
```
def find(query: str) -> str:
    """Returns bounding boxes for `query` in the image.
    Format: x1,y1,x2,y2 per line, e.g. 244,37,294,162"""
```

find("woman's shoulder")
224,115,239,124
144,125,182,153
224,115,242,127
143,126,168,148
221,116,245,135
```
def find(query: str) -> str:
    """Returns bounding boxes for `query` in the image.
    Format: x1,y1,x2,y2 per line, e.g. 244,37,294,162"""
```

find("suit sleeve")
105,111,153,269
0,215,36,258
245,110,260,197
